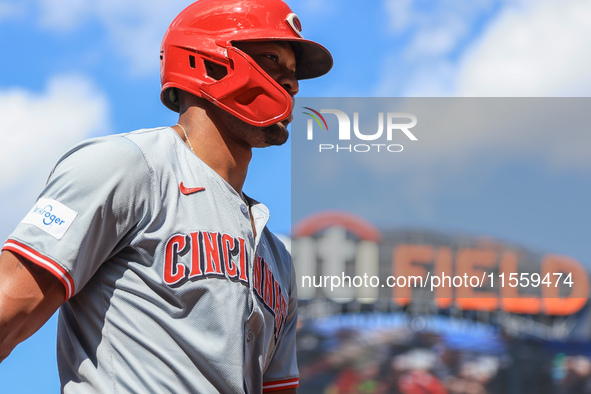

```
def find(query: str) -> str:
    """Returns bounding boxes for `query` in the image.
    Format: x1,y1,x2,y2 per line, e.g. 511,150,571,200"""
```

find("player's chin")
261,122,289,147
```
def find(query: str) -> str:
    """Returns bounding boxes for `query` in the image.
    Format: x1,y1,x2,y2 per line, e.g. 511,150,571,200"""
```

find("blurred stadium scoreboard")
289,211,591,342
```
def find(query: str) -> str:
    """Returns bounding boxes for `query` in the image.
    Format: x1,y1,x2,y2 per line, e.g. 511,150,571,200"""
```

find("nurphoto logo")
302,107,418,153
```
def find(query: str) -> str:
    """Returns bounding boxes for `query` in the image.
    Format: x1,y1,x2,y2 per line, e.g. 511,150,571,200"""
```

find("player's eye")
264,54,279,63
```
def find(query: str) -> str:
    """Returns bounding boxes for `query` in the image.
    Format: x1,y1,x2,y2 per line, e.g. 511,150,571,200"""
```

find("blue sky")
1,0,591,392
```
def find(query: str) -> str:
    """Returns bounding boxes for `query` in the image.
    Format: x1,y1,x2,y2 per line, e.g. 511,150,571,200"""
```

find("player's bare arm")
0,250,64,362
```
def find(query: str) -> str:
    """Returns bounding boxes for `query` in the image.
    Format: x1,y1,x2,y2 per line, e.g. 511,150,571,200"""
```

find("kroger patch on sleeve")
21,198,78,240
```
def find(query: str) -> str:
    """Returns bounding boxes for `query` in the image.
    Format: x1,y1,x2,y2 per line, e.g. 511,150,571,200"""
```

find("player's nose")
278,70,299,97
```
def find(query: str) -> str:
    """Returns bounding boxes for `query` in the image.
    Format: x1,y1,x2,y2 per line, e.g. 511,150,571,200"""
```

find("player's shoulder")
121,126,175,146
56,127,170,166
48,127,172,185
122,126,186,168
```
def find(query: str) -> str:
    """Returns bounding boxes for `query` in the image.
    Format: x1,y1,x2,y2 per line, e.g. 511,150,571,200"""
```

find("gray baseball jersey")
3,127,299,393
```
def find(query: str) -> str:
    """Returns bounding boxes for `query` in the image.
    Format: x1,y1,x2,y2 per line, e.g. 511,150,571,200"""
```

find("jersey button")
240,204,249,216
246,330,254,342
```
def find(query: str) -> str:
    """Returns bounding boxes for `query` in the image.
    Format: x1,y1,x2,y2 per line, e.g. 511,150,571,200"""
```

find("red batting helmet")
160,0,333,127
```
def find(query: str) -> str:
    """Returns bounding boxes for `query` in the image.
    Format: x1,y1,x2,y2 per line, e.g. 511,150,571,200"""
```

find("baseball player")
0,0,332,392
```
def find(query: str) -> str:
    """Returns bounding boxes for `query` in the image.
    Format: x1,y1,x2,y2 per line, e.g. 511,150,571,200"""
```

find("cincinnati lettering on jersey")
164,231,248,285
164,231,287,339
252,253,288,338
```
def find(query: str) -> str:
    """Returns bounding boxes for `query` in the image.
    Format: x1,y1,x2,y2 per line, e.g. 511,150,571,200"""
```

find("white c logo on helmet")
286,13,303,38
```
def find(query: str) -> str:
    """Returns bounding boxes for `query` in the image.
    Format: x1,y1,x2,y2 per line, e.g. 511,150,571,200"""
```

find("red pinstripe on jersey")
262,377,299,392
2,239,75,300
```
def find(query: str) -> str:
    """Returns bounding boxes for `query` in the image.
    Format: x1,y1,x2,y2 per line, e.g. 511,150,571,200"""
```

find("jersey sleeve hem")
2,239,74,301
262,377,299,392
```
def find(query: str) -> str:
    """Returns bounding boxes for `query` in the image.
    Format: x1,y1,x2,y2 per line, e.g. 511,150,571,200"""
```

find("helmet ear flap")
160,44,215,113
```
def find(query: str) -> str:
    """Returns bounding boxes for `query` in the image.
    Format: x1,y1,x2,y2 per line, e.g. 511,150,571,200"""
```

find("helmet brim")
232,37,333,80
291,39,333,80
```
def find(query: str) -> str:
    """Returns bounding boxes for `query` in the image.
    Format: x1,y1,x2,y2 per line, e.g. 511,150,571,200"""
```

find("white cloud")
384,0,415,33
37,0,89,30
0,74,110,232
379,0,498,96
95,0,195,75
380,59,456,97
405,23,466,59
384,0,496,54
456,0,591,96
381,0,591,97
35,0,194,75
378,0,591,177
0,1,26,20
